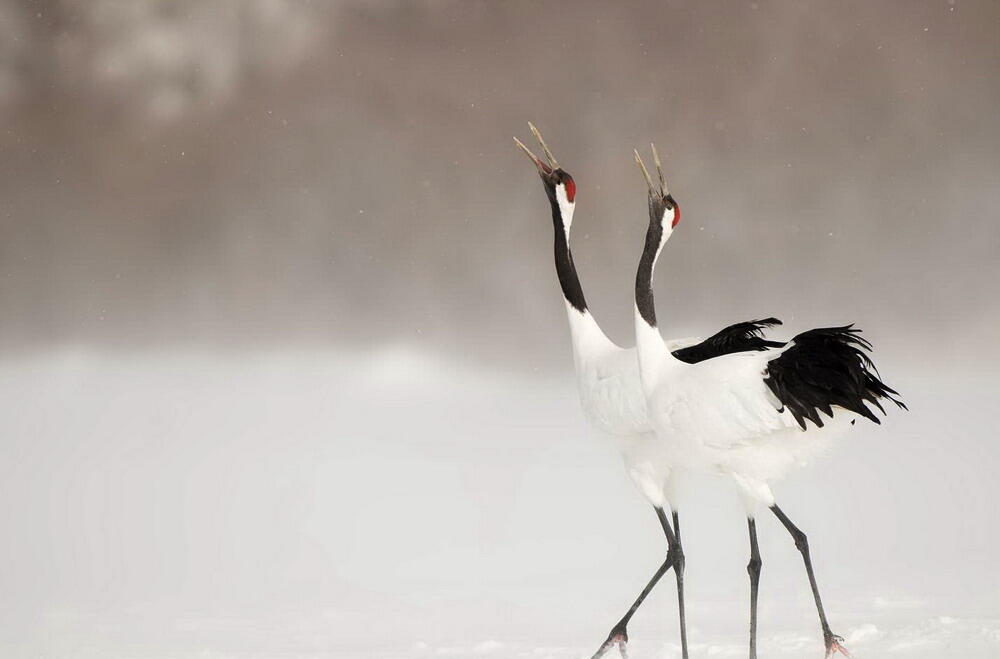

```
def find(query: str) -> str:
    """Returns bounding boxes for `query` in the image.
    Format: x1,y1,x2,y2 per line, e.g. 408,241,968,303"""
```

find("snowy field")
1,347,997,658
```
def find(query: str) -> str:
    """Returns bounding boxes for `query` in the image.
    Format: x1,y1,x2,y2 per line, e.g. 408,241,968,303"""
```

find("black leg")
747,518,762,659
590,506,681,659
770,505,850,657
670,510,689,659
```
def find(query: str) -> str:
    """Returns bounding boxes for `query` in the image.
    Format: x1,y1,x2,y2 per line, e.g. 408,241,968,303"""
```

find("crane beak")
650,142,670,197
527,121,560,171
634,149,656,196
634,143,670,198
513,136,552,175
514,121,561,176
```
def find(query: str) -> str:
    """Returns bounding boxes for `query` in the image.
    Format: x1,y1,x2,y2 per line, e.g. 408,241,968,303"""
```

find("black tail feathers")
764,325,906,431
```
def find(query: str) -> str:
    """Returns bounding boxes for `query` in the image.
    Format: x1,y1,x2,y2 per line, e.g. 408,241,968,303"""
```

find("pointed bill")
634,149,656,195
650,143,668,195
528,121,560,170
513,135,551,174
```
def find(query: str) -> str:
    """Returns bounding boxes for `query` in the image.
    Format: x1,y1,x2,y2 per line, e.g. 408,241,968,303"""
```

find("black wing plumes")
763,325,906,430
672,317,785,364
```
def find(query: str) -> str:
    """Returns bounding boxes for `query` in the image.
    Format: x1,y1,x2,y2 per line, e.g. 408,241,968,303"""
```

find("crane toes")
824,633,852,658
590,627,628,659
589,640,612,659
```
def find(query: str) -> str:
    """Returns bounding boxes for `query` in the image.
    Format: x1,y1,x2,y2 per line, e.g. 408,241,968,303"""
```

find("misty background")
1,1,998,658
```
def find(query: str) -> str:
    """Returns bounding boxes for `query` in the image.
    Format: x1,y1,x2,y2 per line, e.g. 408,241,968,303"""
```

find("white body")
550,182,844,514
564,301,706,508
631,219,857,513
555,186,726,510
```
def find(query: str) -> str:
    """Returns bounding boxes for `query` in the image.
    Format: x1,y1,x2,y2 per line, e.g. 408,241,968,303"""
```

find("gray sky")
1,2,999,658
1,0,998,367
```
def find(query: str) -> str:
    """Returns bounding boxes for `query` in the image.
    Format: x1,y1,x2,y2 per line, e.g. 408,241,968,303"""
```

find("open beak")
513,121,560,175
513,136,550,174
634,143,670,198
634,149,656,196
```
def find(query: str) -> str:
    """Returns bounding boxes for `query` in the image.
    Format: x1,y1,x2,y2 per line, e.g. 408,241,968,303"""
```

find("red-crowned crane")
514,124,788,659
630,145,905,659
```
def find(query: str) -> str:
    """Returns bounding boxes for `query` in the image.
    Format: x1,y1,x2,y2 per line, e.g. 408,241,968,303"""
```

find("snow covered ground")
1,347,997,658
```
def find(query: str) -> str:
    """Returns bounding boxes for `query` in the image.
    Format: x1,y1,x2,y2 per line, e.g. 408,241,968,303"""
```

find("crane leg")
770,505,851,658
670,510,689,659
747,517,762,659
589,506,684,659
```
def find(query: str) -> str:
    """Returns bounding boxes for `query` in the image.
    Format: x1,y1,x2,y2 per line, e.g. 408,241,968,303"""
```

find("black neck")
635,212,663,327
549,194,587,313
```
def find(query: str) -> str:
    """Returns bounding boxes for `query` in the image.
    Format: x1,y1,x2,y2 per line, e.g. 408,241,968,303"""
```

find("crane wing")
651,325,905,451
671,318,784,364
665,336,704,352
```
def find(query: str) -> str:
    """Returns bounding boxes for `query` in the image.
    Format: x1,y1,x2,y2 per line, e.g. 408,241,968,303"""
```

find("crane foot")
825,632,852,658
590,624,628,659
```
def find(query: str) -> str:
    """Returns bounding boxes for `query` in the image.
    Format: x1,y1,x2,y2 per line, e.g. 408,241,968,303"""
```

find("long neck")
633,211,676,388
634,217,661,329
549,187,615,360
550,190,586,313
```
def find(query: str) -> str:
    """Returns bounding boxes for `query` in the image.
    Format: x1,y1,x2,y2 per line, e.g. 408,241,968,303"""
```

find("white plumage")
564,303,690,507
629,144,903,659
515,127,903,659
634,323,844,509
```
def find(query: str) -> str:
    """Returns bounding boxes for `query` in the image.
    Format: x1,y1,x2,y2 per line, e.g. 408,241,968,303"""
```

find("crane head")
634,143,680,229
513,122,576,203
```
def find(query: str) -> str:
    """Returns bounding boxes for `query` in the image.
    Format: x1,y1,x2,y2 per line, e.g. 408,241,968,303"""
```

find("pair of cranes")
513,124,904,659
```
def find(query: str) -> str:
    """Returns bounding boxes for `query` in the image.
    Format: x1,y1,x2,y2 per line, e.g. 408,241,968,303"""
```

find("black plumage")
672,318,785,364
763,325,906,430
